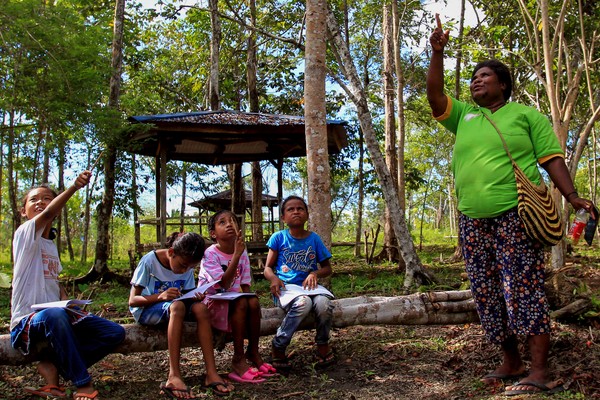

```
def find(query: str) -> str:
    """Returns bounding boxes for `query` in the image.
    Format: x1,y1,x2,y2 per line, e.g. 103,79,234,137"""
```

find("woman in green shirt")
426,14,596,396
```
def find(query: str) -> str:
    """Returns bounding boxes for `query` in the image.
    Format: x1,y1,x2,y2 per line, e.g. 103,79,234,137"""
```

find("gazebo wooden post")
155,154,161,244
159,140,168,246
276,158,284,230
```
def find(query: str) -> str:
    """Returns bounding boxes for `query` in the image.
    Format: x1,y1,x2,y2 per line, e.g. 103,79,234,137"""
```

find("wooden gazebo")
127,109,348,248
188,189,279,243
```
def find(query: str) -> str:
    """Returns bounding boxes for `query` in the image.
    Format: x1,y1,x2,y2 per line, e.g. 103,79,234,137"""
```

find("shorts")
137,299,200,326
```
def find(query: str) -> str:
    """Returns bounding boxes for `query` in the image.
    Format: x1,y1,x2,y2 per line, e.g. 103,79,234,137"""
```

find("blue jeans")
272,294,333,352
17,308,125,387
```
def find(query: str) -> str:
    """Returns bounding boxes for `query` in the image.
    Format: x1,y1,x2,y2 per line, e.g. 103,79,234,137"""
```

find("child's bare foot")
231,355,258,377
480,364,526,386
37,360,61,387
245,350,264,368
246,351,276,376
26,362,67,398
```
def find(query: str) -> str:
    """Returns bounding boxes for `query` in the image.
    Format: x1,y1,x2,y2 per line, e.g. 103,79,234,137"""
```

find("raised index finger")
436,13,442,30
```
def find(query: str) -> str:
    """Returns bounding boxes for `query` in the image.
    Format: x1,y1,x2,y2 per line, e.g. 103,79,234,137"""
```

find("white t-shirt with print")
10,219,62,330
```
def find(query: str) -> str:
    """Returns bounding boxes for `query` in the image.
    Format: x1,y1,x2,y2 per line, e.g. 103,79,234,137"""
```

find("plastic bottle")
568,208,589,245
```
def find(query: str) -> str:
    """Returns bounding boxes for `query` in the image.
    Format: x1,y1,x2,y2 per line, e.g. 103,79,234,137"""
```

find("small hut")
127,109,349,252
189,189,279,243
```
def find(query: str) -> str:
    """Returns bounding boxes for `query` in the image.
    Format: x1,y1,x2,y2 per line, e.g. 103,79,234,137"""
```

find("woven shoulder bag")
482,113,564,246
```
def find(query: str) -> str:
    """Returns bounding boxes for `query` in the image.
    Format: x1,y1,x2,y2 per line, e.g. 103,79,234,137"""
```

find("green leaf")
0,273,12,288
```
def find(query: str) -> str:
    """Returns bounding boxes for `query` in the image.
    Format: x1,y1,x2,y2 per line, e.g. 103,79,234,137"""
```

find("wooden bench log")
0,291,477,366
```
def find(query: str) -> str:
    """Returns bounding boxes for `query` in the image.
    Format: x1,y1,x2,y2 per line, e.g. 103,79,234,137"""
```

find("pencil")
89,150,104,171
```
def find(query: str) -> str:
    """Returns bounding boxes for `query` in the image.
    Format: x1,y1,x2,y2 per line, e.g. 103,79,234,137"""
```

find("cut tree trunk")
0,291,477,366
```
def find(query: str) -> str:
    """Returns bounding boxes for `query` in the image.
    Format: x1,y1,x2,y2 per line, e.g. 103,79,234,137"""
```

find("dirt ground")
1,260,599,399
1,319,599,399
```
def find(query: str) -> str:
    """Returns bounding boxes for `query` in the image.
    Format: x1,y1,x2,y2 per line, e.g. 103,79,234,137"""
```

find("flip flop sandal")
271,357,291,373
203,381,233,397
258,362,278,377
228,368,266,384
24,384,67,398
159,382,197,399
72,390,99,400
504,380,566,396
315,350,336,368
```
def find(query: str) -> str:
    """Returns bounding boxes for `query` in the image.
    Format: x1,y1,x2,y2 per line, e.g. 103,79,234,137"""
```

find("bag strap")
481,112,546,185
481,112,516,164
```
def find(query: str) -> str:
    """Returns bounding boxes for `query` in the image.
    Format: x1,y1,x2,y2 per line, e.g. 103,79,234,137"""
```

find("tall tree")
209,0,221,111
84,0,126,282
382,2,399,262
305,0,332,250
247,0,264,242
326,4,433,288
485,0,600,269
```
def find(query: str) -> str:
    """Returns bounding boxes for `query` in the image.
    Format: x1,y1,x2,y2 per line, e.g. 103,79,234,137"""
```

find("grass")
0,242,465,331
2,236,599,333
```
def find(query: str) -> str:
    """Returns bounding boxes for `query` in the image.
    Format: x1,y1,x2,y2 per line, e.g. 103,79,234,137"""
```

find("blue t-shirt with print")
266,230,332,285
129,251,196,322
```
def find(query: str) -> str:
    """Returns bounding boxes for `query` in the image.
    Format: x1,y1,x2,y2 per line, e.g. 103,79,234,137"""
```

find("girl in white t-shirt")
10,172,125,400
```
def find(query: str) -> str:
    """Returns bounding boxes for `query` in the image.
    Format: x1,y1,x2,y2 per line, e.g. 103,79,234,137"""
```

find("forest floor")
1,254,599,400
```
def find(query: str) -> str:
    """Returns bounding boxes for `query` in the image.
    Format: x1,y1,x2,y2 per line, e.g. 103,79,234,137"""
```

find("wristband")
565,191,578,200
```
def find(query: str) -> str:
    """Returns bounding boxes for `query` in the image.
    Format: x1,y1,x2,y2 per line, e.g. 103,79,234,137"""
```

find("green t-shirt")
436,97,563,218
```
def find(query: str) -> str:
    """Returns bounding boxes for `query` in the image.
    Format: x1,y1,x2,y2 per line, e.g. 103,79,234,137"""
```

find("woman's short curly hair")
472,59,512,101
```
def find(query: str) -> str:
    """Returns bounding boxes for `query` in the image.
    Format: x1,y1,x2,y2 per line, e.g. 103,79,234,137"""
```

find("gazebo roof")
127,110,349,165
189,189,279,212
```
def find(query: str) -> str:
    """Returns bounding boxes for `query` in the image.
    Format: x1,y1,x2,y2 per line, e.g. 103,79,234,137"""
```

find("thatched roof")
189,189,279,212
127,110,348,165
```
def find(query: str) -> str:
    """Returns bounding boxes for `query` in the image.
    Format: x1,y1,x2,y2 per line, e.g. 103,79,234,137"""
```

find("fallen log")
550,298,591,320
0,291,478,366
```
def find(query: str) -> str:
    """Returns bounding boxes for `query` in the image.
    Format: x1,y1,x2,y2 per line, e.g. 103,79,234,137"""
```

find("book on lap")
206,292,257,301
277,284,334,308
31,299,91,310
177,280,221,301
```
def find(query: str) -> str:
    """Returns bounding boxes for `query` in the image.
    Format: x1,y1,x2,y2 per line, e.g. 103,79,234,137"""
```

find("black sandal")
315,350,336,368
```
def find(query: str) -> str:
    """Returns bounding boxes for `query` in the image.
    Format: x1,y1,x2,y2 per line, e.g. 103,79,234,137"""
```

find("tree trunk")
354,129,364,257
7,109,21,244
305,0,331,252
81,150,92,263
180,164,187,232
383,3,399,263
450,0,466,261
251,163,264,241
392,0,406,212
131,153,139,265
58,135,75,261
325,5,434,289
0,291,477,366
82,0,125,283
0,119,3,226
247,0,264,243
209,0,221,111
